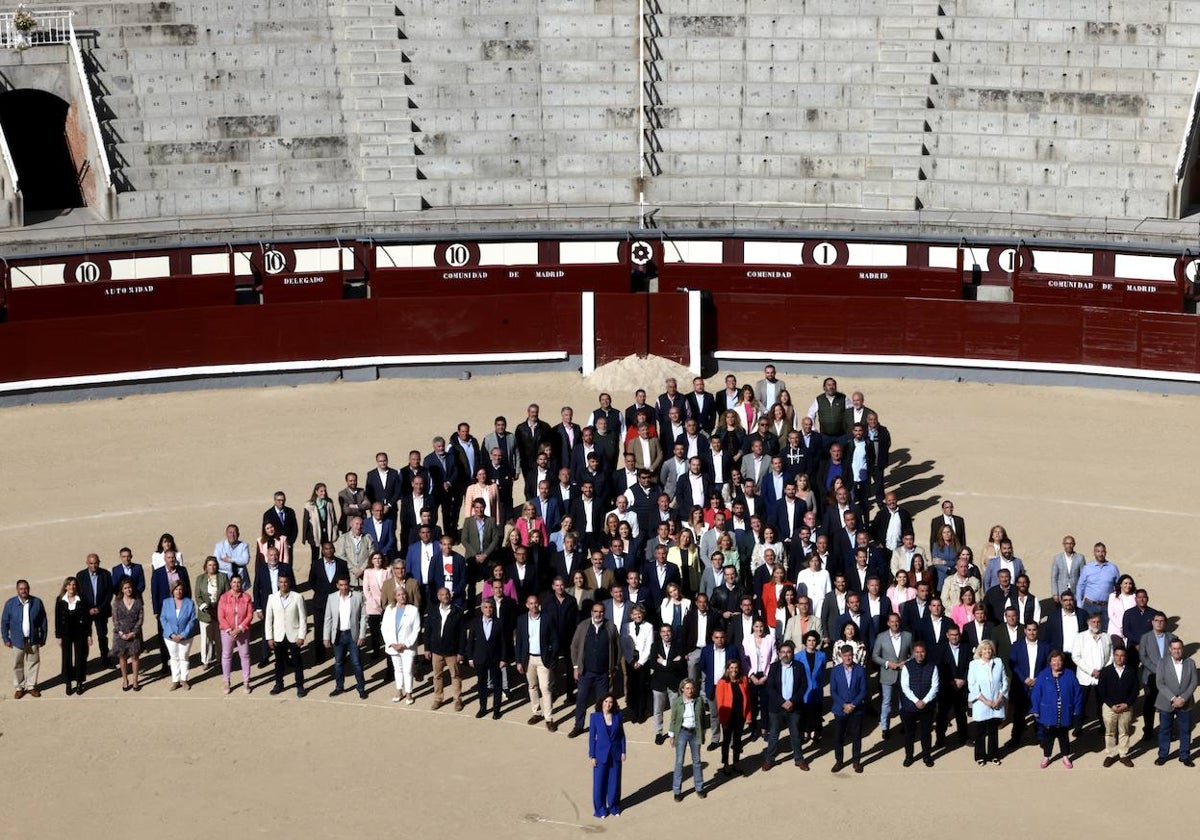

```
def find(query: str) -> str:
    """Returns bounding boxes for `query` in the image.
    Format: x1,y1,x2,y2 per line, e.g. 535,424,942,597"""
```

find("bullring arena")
1,0,1200,836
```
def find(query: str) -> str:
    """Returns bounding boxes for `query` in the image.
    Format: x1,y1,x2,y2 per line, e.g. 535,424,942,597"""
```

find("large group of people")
2,367,1194,818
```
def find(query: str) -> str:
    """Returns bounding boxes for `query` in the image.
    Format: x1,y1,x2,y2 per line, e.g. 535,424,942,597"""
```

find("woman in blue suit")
1029,649,1084,769
159,580,198,690
588,692,626,819
797,630,827,745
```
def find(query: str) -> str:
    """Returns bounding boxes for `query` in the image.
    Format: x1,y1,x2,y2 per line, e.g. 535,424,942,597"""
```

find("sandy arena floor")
0,365,1196,837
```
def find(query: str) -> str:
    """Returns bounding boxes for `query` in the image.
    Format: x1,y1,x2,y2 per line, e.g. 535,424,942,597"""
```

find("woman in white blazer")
967,639,1008,766
382,587,422,704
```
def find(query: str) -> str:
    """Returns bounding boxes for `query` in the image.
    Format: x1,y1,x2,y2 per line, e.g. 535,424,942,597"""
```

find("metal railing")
0,7,72,48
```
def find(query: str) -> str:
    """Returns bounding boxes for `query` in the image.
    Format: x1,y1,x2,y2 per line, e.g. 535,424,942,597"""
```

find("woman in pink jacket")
217,575,255,694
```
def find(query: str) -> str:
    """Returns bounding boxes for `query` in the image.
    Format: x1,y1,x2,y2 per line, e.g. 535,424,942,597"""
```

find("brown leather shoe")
453,700,464,712
761,760,774,772
27,689,40,698
431,698,444,710
796,760,810,771
853,763,863,773
13,689,24,699
1119,757,1134,768
830,762,843,773
1103,756,1117,768
527,715,543,725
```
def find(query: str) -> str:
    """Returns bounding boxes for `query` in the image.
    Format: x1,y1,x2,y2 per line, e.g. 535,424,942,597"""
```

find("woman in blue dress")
588,692,626,818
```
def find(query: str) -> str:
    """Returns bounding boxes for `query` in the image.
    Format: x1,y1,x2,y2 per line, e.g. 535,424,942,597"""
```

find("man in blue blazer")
643,549,682,607
515,595,559,731
1043,591,1088,669
2,579,48,697
769,488,808,543
110,547,146,598
531,487,564,536
1007,620,1050,751
762,641,810,770
365,503,398,560
830,643,868,772
405,526,442,607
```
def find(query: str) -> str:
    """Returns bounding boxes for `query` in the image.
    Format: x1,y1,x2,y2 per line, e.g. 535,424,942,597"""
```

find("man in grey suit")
740,440,770,488
871,612,913,738
323,575,367,699
754,365,786,410
461,498,501,602
1154,638,1196,766
1139,612,1175,741
1049,535,1086,604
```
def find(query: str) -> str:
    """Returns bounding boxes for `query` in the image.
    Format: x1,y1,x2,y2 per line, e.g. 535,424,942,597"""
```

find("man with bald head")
76,553,113,669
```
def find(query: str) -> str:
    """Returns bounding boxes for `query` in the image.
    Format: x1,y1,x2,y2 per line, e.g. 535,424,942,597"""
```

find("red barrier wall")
0,294,582,384
710,293,1200,374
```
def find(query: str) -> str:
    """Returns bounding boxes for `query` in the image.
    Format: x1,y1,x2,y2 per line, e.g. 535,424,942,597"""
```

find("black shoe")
923,757,935,768
696,790,707,799
358,690,369,700
492,710,501,720
476,708,488,718
707,742,720,752
655,734,668,746
65,686,75,696
270,686,284,695
902,757,915,768
1155,757,1168,766
1183,759,1196,768
330,688,344,697
568,727,585,739
934,737,946,750
881,729,891,740
296,689,307,698
673,794,684,803
258,659,269,669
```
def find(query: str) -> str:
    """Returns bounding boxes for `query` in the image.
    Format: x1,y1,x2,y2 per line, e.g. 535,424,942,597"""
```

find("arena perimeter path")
0,368,1197,838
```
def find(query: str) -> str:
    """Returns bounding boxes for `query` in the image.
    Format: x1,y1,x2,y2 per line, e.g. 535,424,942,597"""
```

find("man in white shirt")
516,595,557,732
1071,611,1112,737
264,573,307,697
322,576,367,699
213,524,251,584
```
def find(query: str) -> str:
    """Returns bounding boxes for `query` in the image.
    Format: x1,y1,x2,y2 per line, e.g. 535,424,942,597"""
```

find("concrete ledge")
714,350,1200,394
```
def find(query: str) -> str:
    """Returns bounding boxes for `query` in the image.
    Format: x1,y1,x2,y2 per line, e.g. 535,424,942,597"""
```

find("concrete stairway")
76,0,366,219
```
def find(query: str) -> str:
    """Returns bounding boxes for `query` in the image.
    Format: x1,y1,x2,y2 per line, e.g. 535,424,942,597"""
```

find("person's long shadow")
619,769,675,810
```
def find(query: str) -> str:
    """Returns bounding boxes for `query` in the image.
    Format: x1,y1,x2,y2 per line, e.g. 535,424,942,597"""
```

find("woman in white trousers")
382,588,422,704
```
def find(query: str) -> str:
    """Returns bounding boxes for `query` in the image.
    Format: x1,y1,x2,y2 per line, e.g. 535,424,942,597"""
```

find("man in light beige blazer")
264,573,307,696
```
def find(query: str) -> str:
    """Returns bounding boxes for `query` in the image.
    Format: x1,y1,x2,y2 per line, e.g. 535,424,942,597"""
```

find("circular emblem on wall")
801,240,849,266
987,245,1033,275
629,240,654,266
435,242,480,267
63,257,110,284
261,247,290,275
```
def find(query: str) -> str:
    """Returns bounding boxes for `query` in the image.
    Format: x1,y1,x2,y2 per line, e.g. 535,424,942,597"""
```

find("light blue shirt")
781,662,794,699
1076,560,1120,604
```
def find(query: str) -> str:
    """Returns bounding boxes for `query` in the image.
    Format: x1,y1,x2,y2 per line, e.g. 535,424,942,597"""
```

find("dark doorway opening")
0,89,85,223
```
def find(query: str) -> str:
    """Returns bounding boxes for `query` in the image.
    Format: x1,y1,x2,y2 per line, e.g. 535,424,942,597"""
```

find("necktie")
278,509,285,523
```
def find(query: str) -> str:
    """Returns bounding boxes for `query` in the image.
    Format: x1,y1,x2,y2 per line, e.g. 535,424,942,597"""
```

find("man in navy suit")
770,484,808,543
515,594,558,731
110,547,146,600
464,598,511,719
834,592,877,651
76,553,114,669
262,491,299,550
405,525,441,608
699,628,744,747
674,458,711,518
424,436,461,537
656,379,686,435
762,640,810,770
643,546,682,607
365,452,401,518
830,643,867,772
936,624,971,746
308,541,349,664
864,411,891,507
551,407,583,469
1043,591,1088,669
1007,620,1050,751
675,418,711,461
483,445,516,523
365,503,398,560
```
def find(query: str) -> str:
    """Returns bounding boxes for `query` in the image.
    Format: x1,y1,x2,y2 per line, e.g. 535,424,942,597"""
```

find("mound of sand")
585,354,694,393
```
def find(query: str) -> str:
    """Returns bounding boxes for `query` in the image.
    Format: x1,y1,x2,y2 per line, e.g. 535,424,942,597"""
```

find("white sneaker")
405,696,415,705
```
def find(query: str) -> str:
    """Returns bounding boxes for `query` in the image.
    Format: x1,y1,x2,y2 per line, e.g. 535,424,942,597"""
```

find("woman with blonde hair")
967,639,1008,765
667,529,702,597
55,577,91,695
514,501,548,547
302,482,339,564
382,587,421,703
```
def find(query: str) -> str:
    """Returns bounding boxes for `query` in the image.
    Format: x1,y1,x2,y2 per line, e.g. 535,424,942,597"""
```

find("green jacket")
668,693,711,743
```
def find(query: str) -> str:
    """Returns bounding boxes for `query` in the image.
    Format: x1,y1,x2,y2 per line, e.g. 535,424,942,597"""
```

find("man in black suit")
936,624,970,746
76,553,113,670
466,596,512,719
398,474,434,549
928,499,966,551
1042,591,1088,669
424,436,461,538
625,388,658,431
425,586,466,711
515,594,559,730
543,577,580,704
1096,646,1140,766
762,640,809,770
308,541,348,665
656,379,686,432
674,457,711,518
725,596,760,651
263,491,298,550
449,422,484,529
684,376,717,435
644,546,683,608
871,492,914,558
864,411,891,508
514,403,554,476
484,445,516,524
398,450,431,500
900,580,933,635
575,454,611,509
365,452,401,519
551,406,583,471
252,547,286,667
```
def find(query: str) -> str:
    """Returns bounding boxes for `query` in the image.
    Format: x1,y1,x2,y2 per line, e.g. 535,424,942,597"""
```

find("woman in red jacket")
715,659,752,776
